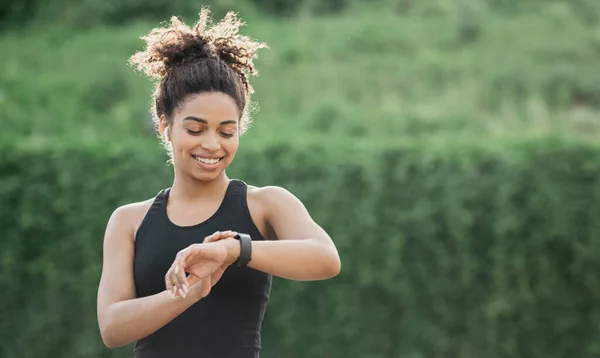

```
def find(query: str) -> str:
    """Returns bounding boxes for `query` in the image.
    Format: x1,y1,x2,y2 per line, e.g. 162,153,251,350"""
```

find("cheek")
224,139,239,156
173,135,196,153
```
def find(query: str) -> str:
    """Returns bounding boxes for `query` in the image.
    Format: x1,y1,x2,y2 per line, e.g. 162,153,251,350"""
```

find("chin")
190,163,229,182
191,171,223,182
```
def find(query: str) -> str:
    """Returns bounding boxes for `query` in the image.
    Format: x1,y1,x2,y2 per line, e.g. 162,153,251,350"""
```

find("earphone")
163,127,170,142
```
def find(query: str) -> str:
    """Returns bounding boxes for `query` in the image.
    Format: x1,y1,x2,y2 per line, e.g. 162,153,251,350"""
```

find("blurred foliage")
4,0,600,29
3,1,600,357
1,135,600,357
2,1,600,146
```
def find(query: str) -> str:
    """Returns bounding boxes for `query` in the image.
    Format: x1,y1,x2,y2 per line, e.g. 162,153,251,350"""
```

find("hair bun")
129,9,268,89
162,35,213,70
128,16,212,79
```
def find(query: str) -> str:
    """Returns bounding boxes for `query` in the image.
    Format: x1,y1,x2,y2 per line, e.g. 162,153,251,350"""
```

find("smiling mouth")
191,155,223,165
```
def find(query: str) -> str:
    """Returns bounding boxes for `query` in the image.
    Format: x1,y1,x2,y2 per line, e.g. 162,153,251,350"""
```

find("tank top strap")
141,188,168,220
218,179,252,219
134,188,169,242
152,188,169,210
225,179,246,197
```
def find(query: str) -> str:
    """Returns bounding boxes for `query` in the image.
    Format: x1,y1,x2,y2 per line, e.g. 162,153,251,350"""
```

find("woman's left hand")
166,231,238,299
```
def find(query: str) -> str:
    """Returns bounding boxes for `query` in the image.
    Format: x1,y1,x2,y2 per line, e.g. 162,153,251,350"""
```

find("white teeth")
194,156,220,165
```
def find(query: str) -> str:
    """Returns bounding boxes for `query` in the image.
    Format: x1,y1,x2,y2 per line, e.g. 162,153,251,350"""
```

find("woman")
96,9,341,358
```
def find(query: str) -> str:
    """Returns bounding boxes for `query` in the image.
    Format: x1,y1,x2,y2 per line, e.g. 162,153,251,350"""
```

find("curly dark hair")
128,8,268,134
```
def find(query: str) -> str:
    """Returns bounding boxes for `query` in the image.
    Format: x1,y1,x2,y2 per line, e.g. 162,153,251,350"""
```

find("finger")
213,231,233,241
204,231,221,243
220,230,236,238
179,249,195,292
205,230,236,243
171,268,182,297
170,260,185,298
176,250,191,288
165,268,178,298
221,230,236,239
175,263,189,295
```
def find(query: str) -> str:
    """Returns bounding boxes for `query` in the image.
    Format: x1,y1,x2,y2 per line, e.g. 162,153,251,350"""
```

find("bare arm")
223,186,341,281
166,186,341,295
96,205,201,348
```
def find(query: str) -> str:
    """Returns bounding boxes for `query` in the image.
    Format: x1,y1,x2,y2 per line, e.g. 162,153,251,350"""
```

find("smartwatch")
233,233,252,266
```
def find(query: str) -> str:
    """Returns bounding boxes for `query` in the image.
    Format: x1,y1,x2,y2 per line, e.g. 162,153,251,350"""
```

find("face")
159,91,240,182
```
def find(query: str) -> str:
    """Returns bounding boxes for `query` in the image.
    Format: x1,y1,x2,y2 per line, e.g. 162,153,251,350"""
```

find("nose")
200,132,221,152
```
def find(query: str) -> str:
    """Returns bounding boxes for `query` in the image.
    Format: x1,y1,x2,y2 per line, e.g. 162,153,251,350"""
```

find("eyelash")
186,129,234,138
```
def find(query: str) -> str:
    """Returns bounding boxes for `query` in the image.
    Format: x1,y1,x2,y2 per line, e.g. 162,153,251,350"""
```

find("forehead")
175,92,239,123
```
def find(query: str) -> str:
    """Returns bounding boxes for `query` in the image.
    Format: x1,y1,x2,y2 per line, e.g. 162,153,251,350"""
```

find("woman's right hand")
169,231,237,300
184,261,227,300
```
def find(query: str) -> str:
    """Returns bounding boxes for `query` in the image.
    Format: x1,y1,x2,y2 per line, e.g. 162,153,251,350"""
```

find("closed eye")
220,133,234,138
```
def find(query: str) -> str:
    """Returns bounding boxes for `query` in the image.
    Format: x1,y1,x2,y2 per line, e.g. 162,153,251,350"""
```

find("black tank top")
133,179,272,358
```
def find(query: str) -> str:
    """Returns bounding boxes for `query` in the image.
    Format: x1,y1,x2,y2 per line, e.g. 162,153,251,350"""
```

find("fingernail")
179,288,186,298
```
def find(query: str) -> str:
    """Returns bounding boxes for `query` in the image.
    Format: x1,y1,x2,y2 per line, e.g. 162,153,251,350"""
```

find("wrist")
221,238,240,265
167,286,203,304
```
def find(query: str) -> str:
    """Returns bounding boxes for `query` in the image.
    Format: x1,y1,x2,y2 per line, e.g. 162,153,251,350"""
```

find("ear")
158,114,170,142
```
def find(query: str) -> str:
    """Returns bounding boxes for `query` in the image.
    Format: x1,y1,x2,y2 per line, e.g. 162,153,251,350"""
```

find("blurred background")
2,0,600,357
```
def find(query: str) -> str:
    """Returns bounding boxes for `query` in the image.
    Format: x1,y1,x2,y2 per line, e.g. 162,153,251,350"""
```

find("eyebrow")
183,116,237,126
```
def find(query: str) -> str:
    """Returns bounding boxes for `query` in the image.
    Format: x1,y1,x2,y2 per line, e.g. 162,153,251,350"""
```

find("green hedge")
2,135,600,358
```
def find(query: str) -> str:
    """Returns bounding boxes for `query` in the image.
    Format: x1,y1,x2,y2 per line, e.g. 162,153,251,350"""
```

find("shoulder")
107,197,156,240
244,184,307,240
246,184,307,216
111,198,155,221
247,184,302,205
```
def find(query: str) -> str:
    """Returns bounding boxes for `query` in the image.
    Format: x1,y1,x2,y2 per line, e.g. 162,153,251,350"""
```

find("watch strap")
234,233,252,266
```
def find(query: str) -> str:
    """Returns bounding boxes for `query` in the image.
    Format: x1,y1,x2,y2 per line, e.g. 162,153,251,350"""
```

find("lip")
191,154,223,159
191,154,224,170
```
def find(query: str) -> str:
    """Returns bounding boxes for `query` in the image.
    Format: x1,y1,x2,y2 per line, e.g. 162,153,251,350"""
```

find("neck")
170,170,230,202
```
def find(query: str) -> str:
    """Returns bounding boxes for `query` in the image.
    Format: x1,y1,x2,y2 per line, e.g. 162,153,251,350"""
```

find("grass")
1,3,600,147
